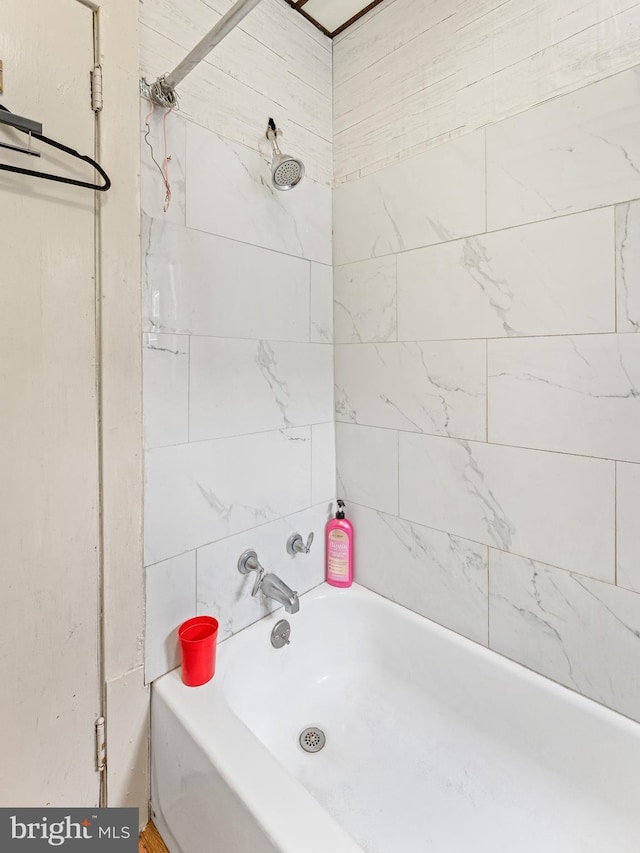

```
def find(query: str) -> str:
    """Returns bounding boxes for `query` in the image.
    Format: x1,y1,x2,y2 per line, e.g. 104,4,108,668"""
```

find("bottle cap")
336,499,345,519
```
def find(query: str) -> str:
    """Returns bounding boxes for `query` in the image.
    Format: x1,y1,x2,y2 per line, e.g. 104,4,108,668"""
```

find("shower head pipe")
148,0,264,107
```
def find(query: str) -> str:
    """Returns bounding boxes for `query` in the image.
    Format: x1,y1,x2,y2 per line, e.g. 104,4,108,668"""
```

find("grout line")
309,423,314,507
308,259,313,343
146,423,320,451
486,546,491,649
394,253,399,342
334,12,456,91
614,461,618,586
484,126,488,233
332,330,622,344
397,429,401,516
485,338,489,443
183,115,189,229
145,500,334,569
333,200,640,269
148,414,638,468
331,421,632,465
186,335,191,442
194,548,199,615
146,329,628,349
344,500,622,590
146,214,332,266
455,0,511,36
614,203,619,334
147,333,333,346
458,13,639,95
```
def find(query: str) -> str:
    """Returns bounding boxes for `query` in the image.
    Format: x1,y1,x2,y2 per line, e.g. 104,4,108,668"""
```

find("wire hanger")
0,102,110,192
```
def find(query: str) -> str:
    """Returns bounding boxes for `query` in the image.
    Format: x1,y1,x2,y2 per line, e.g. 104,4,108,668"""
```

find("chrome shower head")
266,118,305,191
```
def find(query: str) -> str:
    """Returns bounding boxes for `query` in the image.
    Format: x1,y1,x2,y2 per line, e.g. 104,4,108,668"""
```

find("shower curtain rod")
146,0,264,107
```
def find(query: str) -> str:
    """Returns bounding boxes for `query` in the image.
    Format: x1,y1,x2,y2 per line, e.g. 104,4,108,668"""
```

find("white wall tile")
140,102,186,225
334,257,397,343
336,423,398,515
142,217,310,340
617,462,640,594
145,551,196,683
489,549,640,722
397,208,615,341
311,422,336,505
186,123,332,264
143,333,189,449
197,503,330,641
310,263,334,343
333,133,485,266
488,334,640,462
352,504,488,645
486,67,640,230
616,200,640,333
144,427,311,565
335,341,486,440
399,434,614,580
189,338,333,441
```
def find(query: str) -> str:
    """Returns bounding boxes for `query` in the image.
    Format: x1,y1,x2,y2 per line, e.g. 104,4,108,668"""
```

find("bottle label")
328,529,349,580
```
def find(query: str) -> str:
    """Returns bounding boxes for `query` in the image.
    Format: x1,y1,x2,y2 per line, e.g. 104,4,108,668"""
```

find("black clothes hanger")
0,103,111,192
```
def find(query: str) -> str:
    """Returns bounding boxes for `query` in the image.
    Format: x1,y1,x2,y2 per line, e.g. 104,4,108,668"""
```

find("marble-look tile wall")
334,61,640,722
333,0,640,182
141,0,334,683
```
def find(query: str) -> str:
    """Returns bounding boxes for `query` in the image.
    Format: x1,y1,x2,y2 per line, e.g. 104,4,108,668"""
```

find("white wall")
140,0,334,683
334,1,640,722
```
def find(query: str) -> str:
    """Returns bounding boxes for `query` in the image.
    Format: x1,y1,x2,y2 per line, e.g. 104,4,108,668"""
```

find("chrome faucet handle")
250,567,265,597
238,549,265,597
286,531,314,555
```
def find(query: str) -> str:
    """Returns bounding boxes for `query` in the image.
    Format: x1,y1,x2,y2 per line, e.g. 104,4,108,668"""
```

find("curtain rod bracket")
147,76,178,109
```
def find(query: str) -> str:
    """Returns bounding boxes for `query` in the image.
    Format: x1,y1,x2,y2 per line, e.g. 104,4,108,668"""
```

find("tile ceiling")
285,0,385,38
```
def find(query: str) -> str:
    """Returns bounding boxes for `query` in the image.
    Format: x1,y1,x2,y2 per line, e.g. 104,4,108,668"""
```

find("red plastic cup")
178,615,219,687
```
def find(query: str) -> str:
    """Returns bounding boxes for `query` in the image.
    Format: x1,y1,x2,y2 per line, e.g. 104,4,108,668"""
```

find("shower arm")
146,0,264,107
266,119,282,156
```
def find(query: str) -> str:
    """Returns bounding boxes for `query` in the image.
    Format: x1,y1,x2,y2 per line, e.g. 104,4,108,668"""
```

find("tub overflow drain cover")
299,727,326,753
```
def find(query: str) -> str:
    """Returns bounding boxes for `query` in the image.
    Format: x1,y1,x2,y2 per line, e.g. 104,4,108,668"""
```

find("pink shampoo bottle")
326,500,353,587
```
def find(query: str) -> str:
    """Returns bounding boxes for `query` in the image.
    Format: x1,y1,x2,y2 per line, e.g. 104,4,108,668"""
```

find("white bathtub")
151,583,640,853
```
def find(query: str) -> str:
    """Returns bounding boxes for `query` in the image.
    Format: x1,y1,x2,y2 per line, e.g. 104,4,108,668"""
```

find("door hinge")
91,65,103,112
95,716,106,772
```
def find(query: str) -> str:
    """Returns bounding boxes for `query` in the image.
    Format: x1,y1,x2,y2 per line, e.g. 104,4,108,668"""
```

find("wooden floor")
139,821,170,853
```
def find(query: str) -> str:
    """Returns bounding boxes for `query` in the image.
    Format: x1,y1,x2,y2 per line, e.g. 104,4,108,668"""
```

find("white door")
0,0,101,805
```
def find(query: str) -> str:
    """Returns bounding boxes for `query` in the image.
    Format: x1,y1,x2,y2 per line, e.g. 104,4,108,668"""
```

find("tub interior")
154,584,640,853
